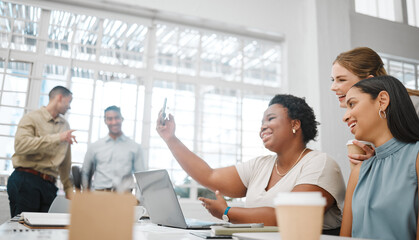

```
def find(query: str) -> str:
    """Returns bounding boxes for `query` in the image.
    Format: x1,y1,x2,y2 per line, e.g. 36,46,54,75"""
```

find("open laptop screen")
135,169,189,228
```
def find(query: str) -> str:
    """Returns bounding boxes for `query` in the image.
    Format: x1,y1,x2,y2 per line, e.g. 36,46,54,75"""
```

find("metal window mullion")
1,89,30,94
85,18,104,146
26,9,50,112
140,23,157,170
3,72,33,78
238,89,243,164
413,0,418,26
240,39,245,84
66,59,73,97
0,15,16,106
0,104,26,109
192,30,203,198
190,84,202,201
87,70,98,145
402,62,406,83
96,19,104,64
132,81,140,141
175,27,181,77
400,0,409,24
415,62,418,89
120,25,130,61
69,22,77,58
197,31,202,77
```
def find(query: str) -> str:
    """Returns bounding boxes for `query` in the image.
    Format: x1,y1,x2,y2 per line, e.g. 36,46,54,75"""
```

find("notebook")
20,212,69,229
134,169,220,229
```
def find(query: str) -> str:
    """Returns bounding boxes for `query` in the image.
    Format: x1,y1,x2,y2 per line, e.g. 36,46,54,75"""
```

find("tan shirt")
12,107,72,192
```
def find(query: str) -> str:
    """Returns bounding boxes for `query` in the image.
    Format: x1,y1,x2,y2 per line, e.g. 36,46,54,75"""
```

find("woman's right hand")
348,140,375,165
156,111,176,142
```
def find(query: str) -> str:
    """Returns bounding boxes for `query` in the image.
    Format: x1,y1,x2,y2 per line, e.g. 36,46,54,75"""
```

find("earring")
292,129,296,134
379,109,387,119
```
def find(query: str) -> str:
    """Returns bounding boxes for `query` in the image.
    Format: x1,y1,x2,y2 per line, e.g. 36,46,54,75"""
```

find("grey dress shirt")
81,134,145,191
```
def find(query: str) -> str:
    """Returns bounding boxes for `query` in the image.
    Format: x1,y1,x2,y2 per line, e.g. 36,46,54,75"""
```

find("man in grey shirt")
81,106,145,192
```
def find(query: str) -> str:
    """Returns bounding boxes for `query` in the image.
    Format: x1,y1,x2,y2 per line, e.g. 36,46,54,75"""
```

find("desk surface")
0,220,367,240
1,220,206,240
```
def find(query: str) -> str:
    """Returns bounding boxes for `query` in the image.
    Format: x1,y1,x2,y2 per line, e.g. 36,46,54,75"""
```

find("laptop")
134,169,221,229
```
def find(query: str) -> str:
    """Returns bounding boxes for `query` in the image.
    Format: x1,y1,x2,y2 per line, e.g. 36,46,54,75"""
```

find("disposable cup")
346,140,372,169
274,192,326,240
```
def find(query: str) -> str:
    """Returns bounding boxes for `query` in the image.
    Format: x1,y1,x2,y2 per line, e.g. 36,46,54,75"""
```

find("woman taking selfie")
157,94,345,234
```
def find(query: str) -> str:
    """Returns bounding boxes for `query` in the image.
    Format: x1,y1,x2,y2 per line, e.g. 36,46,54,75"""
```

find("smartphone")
222,223,264,228
161,98,167,125
190,232,232,239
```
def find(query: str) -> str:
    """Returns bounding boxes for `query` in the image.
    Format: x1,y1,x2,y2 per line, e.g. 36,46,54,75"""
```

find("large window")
407,0,419,27
355,0,399,21
355,0,419,27
0,2,41,51
381,55,419,90
0,60,32,176
0,1,280,198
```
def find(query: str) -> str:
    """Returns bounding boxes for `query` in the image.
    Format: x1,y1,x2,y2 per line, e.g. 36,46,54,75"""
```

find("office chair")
72,166,82,190
48,195,70,213
71,165,94,191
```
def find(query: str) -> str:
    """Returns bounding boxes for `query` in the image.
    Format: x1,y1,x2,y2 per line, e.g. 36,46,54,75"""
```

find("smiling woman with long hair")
340,75,419,239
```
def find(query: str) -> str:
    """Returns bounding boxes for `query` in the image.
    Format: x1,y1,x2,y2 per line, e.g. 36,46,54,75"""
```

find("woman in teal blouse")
340,75,419,239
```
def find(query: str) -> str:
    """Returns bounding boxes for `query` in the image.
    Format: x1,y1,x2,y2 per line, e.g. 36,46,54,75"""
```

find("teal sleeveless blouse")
352,138,419,240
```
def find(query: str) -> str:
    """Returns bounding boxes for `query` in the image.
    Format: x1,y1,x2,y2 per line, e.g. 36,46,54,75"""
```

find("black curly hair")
268,94,319,144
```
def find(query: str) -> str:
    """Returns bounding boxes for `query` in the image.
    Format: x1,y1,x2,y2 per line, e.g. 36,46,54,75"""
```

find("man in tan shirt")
7,86,76,217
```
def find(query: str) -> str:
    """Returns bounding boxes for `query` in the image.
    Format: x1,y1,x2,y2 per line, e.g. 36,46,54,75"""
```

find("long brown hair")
333,47,387,79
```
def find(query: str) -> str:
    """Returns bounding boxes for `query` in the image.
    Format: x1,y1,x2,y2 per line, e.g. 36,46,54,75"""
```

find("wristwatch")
222,206,231,222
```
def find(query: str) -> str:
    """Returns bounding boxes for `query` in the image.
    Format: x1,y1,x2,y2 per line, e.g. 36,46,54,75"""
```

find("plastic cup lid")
274,192,326,206
346,139,372,146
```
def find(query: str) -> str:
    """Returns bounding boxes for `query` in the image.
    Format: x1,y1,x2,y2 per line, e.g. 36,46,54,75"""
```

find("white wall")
314,0,353,182
351,13,419,60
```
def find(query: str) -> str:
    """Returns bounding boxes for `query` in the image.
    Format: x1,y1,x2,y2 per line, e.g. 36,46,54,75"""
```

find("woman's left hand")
348,140,375,165
198,190,228,219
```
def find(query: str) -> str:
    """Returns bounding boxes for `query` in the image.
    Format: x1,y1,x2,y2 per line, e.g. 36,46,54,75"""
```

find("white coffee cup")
274,192,326,240
133,206,147,222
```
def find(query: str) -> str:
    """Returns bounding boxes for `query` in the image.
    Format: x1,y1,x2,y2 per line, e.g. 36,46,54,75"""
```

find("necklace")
274,148,308,177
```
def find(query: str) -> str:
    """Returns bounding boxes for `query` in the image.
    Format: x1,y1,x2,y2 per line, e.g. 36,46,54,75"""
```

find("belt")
96,188,133,192
95,188,115,192
15,167,56,183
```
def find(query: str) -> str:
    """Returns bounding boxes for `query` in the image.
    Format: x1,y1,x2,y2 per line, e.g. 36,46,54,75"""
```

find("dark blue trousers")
7,170,58,217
